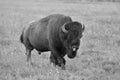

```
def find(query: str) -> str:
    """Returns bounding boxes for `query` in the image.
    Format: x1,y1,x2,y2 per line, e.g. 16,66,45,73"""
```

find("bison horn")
62,23,68,33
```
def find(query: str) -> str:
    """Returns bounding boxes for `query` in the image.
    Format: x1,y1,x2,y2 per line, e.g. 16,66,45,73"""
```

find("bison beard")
20,14,85,70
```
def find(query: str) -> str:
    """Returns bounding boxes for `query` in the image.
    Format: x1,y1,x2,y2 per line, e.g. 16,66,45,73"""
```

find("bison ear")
82,24,85,32
62,23,69,33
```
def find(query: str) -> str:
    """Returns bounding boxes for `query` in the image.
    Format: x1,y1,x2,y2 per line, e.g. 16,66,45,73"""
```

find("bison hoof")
50,61,66,70
57,63,65,70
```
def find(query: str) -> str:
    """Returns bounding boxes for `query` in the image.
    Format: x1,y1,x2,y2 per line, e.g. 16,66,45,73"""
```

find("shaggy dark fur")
20,14,85,69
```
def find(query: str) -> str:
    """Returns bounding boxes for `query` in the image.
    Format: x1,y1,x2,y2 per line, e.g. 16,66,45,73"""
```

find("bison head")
61,21,85,58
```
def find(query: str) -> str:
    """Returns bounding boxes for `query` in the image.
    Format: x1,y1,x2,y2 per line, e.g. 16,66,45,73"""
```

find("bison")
20,14,85,69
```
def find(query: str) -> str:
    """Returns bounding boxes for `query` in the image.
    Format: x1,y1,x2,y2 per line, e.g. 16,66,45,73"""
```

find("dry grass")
0,0,120,80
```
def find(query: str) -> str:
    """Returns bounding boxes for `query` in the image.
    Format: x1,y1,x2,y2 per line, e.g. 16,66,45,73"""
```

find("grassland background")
0,0,120,80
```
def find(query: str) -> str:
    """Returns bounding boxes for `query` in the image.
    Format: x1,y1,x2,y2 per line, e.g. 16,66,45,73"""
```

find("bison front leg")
57,57,66,70
50,53,58,66
50,52,66,70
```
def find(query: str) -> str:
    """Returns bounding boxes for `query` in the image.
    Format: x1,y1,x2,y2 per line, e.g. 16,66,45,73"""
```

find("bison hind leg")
25,48,34,66
26,49,31,62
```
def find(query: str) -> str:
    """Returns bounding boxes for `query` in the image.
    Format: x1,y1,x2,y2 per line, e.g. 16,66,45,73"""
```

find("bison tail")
20,33,23,43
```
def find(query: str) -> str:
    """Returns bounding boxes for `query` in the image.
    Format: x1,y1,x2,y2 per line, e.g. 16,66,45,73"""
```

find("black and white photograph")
0,0,120,80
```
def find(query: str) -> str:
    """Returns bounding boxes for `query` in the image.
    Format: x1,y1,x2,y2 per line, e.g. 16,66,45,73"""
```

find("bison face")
66,39,80,59
61,21,85,59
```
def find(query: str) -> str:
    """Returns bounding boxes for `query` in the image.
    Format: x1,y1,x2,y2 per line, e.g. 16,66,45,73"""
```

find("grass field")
0,0,120,80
